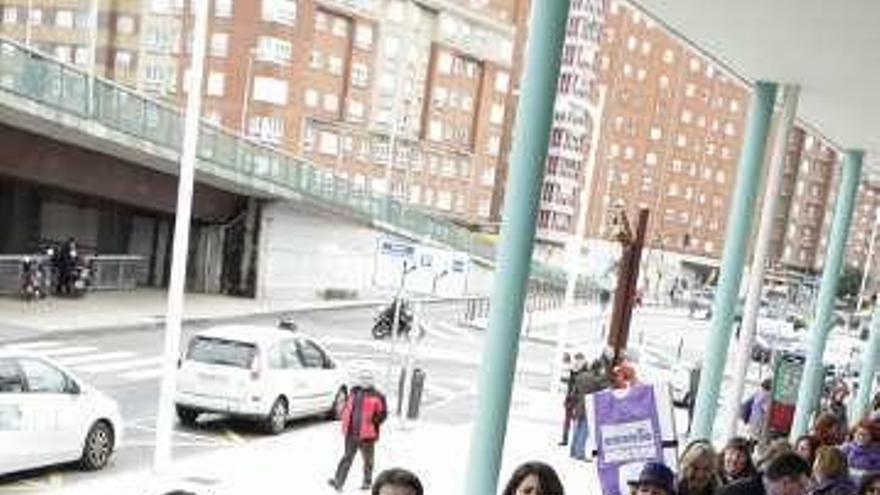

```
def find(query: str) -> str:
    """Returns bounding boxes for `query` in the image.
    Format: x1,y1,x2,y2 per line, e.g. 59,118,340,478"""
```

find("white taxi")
175,325,348,434
0,350,123,475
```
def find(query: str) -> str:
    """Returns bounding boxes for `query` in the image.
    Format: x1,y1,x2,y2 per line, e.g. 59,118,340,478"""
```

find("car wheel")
80,421,114,471
264,397,288,435
328,387,347,420
176,405,200,426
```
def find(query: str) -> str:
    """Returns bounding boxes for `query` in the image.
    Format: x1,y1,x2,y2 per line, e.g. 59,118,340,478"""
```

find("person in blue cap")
628,461,678,495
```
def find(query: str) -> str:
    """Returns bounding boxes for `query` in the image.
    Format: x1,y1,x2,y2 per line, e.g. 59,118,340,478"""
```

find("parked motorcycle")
372,298,414,340
20,256,48,300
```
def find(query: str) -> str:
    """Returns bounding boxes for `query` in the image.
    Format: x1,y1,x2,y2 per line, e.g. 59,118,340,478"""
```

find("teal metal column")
689,81,778,441
463,2,571,494
791,150,864,438
853,304,880,423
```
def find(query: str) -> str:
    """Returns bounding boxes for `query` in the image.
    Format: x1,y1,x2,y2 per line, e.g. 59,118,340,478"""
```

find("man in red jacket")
329,369,388,491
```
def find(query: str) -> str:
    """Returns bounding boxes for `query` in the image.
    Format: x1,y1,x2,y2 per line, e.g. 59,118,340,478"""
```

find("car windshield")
187,337,257,369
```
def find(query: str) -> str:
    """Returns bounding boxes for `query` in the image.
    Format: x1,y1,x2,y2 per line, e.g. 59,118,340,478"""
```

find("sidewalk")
0,289,439,341
54,388,602,495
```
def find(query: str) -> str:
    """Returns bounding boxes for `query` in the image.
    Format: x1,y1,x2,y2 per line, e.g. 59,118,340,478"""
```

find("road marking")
75,356,162,373
0,472,63,492
55,351,138,366
1,341,61,351
119,368,163,382
29,346,99,357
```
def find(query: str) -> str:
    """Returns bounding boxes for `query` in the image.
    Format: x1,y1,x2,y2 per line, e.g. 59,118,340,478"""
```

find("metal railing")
0,255,146,295
0,36,566,284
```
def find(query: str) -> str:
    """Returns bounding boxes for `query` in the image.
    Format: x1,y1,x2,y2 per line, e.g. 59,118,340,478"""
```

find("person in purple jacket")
840,419,880,482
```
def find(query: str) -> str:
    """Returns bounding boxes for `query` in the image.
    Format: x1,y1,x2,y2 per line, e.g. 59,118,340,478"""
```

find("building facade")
0,0,521,228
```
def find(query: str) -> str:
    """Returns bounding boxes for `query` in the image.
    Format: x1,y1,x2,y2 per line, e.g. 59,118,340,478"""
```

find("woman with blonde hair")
809,446,855,495
678,440,721,495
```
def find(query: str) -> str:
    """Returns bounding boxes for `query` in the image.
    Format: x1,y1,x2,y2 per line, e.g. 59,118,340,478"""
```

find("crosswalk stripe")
56,351,138,366
2,341,62,351
34,346,99,357
119,368,163,382
76,356,163,373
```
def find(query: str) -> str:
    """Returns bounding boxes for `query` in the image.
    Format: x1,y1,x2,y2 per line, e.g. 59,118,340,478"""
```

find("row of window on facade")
608,145,734,176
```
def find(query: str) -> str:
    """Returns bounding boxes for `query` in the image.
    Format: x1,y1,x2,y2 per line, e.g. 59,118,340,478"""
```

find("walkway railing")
0,36,564,285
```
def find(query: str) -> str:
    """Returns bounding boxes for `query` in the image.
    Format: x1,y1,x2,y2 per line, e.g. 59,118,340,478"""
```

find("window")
627,35,637,51
3,7,17,25
206,72,225,96
437,52,453,75
658,75,669,89
257,36,292,65
649,127,662,141
116,15,134,33
495,71,510,93
716,170,726,184
328,56,343,76
56,10,73,28
729,99,740,113
685,83,696,97
262,0,296,26
0,358,24,393
211,33,229,58
299,341,328,369
487,135,501,156
303,89,319,108
323,94,339,112
489,103,505,125
662,49,674,64
309,50,323,69
55,46,72,63
114,51,132,75
437,191,452,211
315,11,328,31
331,17,347,37
680,109,693,124
347,100,365,121
214,0,232,18
355,24,373,49
318,131,339,156
29,8,42,25
19,359,68,393
252,77,288,105
645,152,657,166
676,134,687,148
689,57,701,73
248,116,284,144
351,63,368,87
724,122,736,137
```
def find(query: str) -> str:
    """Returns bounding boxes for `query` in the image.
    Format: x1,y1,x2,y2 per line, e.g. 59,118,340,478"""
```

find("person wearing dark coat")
569,356,611,461
809,446,856,495
717,452,811,495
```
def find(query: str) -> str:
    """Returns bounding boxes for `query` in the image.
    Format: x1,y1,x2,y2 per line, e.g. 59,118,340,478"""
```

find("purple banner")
593,384,664,495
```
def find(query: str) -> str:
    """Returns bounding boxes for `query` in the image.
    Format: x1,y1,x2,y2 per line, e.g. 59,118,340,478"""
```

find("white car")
0,351,123,475
175,325,348,434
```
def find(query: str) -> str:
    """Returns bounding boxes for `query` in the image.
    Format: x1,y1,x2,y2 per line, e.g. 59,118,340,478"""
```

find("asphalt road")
0,301,586,492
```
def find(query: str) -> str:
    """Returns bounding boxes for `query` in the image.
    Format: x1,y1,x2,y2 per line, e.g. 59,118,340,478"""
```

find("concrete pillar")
791,150,864,439
853,305,880,423
689,81,778,442
463,1,571,493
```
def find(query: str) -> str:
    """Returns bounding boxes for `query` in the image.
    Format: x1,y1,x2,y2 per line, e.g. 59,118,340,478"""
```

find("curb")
0,296,473,344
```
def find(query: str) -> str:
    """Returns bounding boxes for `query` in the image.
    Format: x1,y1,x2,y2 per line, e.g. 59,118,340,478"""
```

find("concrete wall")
256,201,494,301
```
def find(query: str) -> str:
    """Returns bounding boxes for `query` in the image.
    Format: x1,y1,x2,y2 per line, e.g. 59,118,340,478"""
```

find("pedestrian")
840,419,880,482
756,438,793,472
826,383,850,434
501,461,564,495
627,461,677,495
718,452,811,495
329,369,388,492
857,472,880,495
795,435,821,470
559,353,583,447
809,446,856,495
718,437,757,486
678,440,720,495
569,358,596,461
813,412,845,447
747,379,772,443
371,468,423,495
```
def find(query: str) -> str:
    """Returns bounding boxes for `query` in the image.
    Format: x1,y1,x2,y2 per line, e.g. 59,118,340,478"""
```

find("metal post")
153,0,210,474
853,303,880,423
791,150,865,439
463,1,570,493
607,209,650,362
723,85,800,441
551,87,607,391
689,81,778,442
